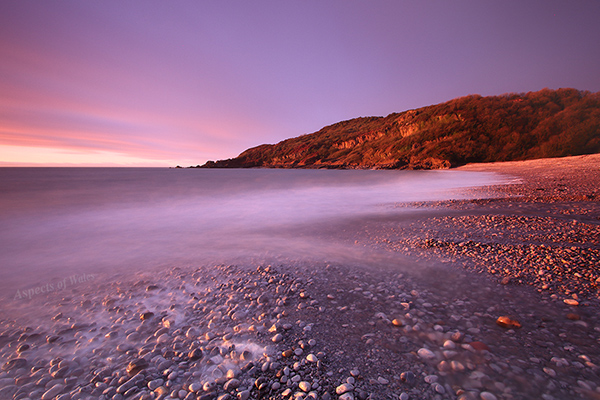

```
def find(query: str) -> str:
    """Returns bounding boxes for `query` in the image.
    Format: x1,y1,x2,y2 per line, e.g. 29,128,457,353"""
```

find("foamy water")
0,168,507,303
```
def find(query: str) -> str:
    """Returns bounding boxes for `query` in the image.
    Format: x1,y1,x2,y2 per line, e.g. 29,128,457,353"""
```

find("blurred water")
0,168,506,301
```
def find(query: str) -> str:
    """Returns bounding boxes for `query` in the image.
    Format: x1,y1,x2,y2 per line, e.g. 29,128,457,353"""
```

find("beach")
1,155,600,400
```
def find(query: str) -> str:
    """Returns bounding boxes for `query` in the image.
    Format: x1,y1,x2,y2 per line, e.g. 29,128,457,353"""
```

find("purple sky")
1,1,599,166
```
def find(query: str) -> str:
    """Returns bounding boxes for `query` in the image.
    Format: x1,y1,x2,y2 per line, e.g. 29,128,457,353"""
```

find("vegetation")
199,88,600,169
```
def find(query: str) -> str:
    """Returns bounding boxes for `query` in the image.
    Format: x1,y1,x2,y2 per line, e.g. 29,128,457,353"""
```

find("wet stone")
336,383,354,394
480,392,498,400
299,381,312,392
417,348,436,360
2,358,27,371
339,393,355,400
400,371,415,385
126,358,149,376
189,348,203,360
41,384,65,400
223,378,240,391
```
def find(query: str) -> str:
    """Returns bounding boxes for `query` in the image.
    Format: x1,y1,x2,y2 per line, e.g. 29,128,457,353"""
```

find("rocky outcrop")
197,88,600,169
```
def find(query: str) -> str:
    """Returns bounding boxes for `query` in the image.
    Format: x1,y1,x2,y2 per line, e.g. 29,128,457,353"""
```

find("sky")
1,1,599,167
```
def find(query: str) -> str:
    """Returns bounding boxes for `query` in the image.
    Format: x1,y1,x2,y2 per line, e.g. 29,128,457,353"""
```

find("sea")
0,168,508,304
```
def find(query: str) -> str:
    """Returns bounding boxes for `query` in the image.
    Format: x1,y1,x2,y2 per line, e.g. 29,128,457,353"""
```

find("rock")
2,358,27,371
392,319,403,326
417,348,436,359
257,293,270,305
42,384,65,400
238,390,250,400
299,381,311,392
306,354,318,363
336,383,354,394
496,316,521,329
451,361,465,372
272,333,283,343
223,378,240,391
0,386,17,399
16,344,29,353
400,371,415,385
442,340,455,349
480,392,498,400
433,383,445,394
148,379,164,390
140,312,154,320
189,348,203,360
126,358,148,376
282,349,293,357
564,299,579,306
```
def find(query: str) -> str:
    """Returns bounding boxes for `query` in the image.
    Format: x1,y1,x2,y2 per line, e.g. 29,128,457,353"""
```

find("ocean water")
0,168,507,303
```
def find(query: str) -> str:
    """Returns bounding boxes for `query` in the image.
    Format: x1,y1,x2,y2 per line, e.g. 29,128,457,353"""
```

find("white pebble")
417,348,435,359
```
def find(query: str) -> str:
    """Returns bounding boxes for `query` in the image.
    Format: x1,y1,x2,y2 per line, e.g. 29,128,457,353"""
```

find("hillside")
198,88,600,169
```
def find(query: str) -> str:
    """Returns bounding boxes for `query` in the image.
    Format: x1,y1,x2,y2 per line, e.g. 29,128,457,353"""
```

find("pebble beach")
1,154,600,400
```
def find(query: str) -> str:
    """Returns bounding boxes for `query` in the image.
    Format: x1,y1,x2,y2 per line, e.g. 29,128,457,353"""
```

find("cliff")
198,88,600,169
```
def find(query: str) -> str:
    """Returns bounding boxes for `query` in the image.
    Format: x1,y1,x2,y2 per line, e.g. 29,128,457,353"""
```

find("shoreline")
1,155,600,400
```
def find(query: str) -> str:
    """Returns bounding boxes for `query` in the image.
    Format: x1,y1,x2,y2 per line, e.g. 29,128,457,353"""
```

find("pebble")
223,378,240,391
336,383,354,394
41,384,65,400
299,381,312,392
417,348,436,359
126,358,148,376
149,379,165,390
2,250,597,400
480,392,498,400
443,340,455,349
400,371,415,385
272,333,283,343
377,376,389,384
433,383,445,394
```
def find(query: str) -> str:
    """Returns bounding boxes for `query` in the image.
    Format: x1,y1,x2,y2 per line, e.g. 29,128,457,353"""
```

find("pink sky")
1,1,599,166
